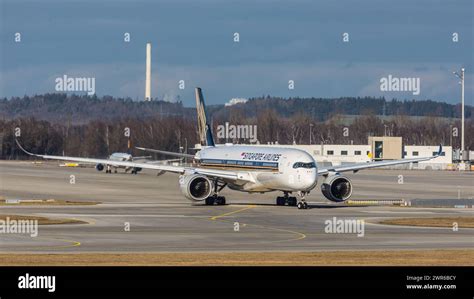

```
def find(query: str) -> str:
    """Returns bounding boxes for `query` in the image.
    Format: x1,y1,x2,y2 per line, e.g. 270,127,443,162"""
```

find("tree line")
1,94,471,125
1,112,472,160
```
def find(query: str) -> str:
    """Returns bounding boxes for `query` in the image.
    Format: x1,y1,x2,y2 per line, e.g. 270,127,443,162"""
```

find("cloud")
2,61,472,106
1,0,472,104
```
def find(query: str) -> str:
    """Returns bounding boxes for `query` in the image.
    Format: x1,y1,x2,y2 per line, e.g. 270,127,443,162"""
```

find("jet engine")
179,174,213,201
321,174,353,202
96,164,104,171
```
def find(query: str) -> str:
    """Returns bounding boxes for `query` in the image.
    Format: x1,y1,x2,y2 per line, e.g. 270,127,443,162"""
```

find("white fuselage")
109,153,133,170
195,145,318,193
109,153,132,162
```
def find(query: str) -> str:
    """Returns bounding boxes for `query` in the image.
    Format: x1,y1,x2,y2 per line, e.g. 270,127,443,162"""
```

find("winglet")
15,139,36,156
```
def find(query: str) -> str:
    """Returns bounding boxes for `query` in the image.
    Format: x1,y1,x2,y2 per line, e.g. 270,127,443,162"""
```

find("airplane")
96,152,181,174
97,152,139,174
15,87,443,209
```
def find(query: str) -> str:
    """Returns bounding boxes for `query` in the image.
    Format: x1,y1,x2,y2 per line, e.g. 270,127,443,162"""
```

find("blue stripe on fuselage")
200,158,278,170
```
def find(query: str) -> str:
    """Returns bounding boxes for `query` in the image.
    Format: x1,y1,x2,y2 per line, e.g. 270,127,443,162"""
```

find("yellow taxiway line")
209,205,306,243
210,205,257,220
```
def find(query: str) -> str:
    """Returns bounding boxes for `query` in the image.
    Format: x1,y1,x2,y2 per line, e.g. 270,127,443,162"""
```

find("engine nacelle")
96,164,104,171
321,175,353,202
179,174,213,201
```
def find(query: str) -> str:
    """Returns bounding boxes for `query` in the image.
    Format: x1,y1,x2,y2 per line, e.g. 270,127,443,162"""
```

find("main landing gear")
205,179,227,205
276,192,309,209
276,192,297,207
205,195,226,206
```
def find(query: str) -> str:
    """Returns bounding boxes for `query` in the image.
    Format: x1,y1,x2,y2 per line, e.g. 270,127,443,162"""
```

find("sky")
0,0,473,106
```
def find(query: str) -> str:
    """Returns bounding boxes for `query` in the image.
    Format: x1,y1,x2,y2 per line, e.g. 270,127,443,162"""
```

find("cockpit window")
292,162,316,169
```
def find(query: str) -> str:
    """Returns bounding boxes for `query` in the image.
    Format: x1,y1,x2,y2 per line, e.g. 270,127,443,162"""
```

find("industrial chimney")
145,42,151,101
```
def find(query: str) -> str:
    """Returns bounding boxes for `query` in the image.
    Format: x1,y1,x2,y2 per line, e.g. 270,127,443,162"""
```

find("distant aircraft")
16,87,442,209
94,152,144,174
95,152,136,174
94,152,182,174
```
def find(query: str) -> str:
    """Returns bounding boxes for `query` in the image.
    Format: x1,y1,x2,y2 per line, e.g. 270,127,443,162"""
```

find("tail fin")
195,87,215,147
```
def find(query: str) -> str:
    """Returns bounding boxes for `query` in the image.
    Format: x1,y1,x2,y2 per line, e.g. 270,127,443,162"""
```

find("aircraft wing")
16,140,249,182
132,156,152,160
191,167,245,181
142,158,183,164
135,146,195,159
317,145,442,175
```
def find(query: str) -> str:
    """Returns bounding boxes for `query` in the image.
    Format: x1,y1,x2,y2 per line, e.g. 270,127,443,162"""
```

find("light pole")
309,124,313,145
453,68,465,161
184,138,188,164
449,124,453,148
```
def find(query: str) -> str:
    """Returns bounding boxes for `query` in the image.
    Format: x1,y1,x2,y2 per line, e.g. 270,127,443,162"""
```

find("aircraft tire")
205,197,215,205
297,202,308,209
216,196,226,205
288,197,297,206
276,197,285,206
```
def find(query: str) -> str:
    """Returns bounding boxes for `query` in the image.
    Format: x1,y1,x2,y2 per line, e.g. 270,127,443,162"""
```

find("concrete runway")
0,161,473,253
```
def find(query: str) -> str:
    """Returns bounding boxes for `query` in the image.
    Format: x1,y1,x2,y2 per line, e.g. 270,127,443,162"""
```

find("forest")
0,94,472,159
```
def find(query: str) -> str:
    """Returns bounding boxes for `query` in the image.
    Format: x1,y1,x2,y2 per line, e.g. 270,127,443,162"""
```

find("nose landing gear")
296,191,309,209
276,192,309,209
297,201,308,209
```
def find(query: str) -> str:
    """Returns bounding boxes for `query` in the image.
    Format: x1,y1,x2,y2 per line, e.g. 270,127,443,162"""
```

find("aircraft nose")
304,169,318,190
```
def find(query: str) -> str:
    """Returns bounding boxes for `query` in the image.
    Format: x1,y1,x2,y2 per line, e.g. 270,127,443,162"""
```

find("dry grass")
0,199,99,206
0,250,473,266
0,214,87,225
379,217,474,228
